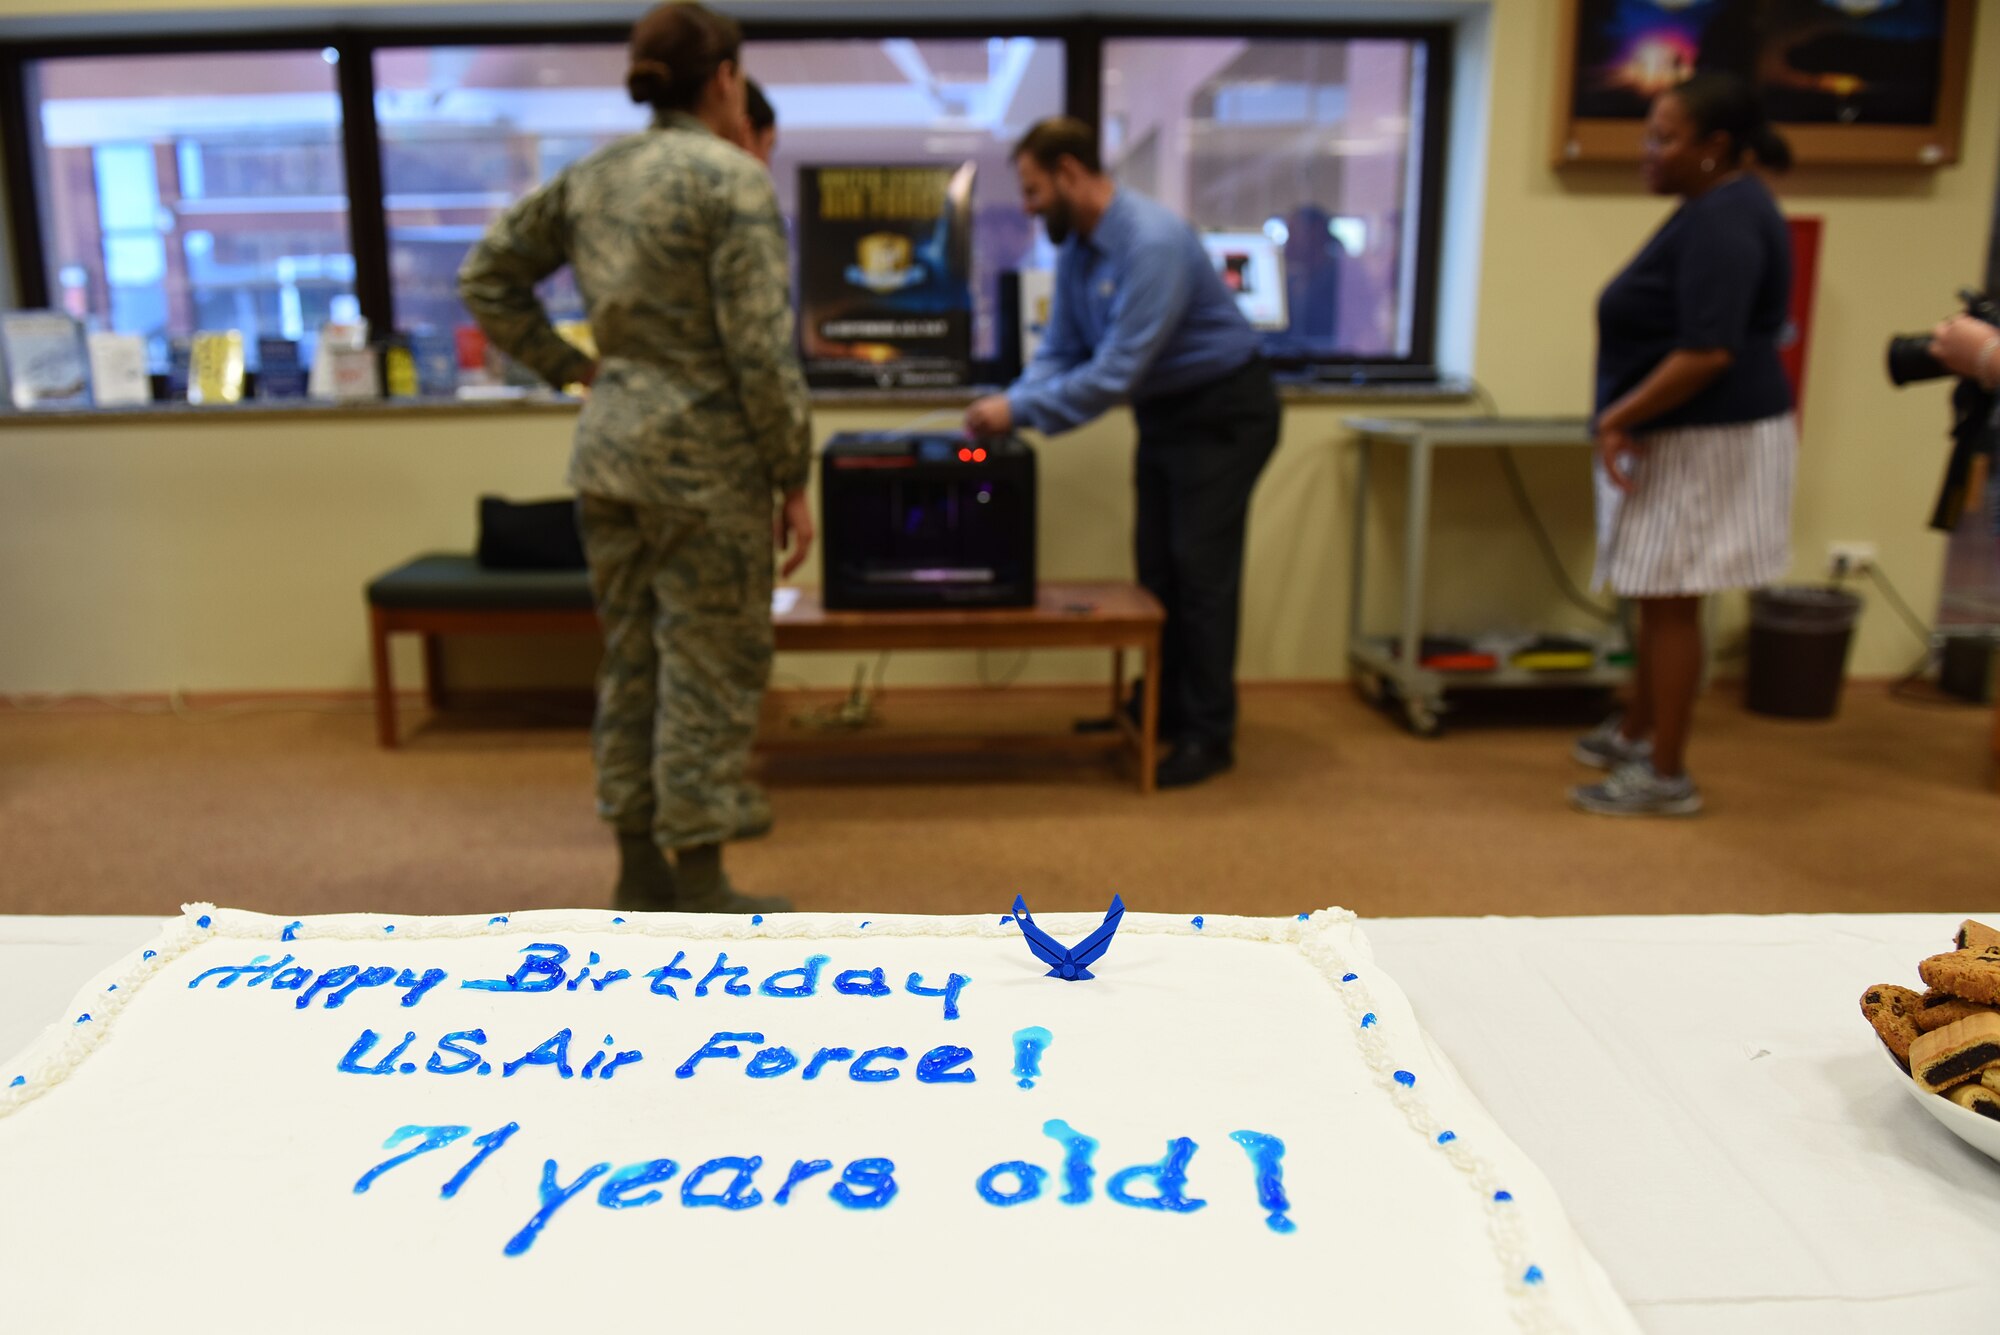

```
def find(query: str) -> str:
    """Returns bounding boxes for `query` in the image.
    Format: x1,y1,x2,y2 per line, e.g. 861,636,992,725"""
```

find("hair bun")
1750,123,1795,174
626,57,673,105
626,3,741,111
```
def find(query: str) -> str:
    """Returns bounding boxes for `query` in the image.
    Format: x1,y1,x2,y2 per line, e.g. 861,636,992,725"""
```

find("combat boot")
675,843,791,914
612,831,678,912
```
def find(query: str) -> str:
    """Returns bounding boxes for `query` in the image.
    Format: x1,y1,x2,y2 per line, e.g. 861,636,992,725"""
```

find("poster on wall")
1552,0,1975,167
797,163,975,389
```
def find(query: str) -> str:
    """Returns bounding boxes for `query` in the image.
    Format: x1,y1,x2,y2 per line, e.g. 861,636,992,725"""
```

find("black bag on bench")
477,496,587,571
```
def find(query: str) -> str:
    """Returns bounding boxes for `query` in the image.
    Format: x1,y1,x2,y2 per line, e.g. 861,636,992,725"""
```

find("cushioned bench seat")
366,553,599,747
366,553,593,612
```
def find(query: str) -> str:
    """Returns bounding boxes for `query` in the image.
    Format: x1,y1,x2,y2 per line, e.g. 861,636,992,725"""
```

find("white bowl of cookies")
1861,917,2000,1164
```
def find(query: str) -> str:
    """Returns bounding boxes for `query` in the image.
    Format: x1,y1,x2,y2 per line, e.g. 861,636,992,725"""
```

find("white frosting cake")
0,905,1639,1332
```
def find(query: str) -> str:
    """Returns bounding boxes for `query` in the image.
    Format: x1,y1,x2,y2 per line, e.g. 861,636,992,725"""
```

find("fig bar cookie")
1946,1082,2000,1121
1914,989,2000,1033
1861,984,1923,1070
1918,944,2000,1007
1908,1013,2000,1094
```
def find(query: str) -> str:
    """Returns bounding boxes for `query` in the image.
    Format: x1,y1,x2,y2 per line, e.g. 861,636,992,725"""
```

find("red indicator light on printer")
972,448,987,463
958,447,973,462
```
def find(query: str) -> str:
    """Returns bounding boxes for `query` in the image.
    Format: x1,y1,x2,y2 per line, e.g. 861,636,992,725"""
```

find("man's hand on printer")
775,487,815,578
964,394,1014,438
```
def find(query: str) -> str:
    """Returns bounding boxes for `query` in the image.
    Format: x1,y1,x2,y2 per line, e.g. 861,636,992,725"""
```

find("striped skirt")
1593,413,1797,598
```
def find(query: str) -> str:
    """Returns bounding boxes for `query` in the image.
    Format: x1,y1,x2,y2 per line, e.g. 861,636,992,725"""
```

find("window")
5,23,1450,392
374,43,631,337
371,36,1063,366
24,49,354,369
1101,35,1437,366
746,37,1065,363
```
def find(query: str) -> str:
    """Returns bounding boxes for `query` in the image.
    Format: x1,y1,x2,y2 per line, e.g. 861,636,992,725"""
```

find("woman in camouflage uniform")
459,3,812,913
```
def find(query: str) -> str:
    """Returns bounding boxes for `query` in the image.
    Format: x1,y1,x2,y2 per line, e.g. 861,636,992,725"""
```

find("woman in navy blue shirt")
1572,74,1795,817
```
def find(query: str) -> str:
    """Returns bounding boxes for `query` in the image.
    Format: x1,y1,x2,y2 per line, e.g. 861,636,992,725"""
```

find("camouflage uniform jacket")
458,111,812,507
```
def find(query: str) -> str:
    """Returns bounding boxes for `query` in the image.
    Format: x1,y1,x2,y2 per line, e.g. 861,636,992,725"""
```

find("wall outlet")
1827,541,1876,577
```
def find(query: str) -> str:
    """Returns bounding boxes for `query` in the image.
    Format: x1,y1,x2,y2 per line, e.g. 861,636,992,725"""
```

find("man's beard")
1041,197,1074,246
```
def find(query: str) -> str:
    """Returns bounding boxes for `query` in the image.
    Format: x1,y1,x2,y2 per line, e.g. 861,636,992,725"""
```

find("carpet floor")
1,682,1992,920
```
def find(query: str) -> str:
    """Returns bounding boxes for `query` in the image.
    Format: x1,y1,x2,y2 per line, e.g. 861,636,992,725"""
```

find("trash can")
1939,630,1998,703
1744,586,1862,719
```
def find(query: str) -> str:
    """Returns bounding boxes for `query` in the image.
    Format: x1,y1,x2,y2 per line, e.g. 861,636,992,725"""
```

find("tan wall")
1475,1,2000,681
2,0,1997,695
0,400,1388,693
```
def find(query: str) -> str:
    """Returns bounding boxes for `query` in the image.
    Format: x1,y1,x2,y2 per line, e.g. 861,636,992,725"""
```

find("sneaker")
1571,715,1652,770
1568,761,1703,817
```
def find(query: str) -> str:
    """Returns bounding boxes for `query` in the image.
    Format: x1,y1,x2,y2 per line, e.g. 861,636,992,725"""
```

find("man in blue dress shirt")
966,117,1281,788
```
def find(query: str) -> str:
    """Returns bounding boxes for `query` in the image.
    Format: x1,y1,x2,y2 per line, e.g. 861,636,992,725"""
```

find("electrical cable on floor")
1496,448,1620,625
1862,563,1940,651
978,649,1030,689
789,652,890,730
1884,647,1971,708
1466,378,1619,625
1844,562,1989,709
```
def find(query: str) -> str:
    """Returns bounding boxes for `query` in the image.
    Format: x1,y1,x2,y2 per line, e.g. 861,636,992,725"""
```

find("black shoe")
674,843,793,914
1074,695,1174,738
612,831,677,912
1155,737,1234,789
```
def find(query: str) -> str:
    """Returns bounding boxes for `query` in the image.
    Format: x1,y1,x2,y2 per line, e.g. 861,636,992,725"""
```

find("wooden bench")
366,557,1165,792
366,554,598,749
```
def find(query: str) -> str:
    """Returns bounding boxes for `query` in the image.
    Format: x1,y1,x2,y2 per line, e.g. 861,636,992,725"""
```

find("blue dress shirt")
1007,189,1261,435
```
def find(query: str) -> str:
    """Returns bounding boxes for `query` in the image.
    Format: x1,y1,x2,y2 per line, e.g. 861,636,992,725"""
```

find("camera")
1886,288,2000,385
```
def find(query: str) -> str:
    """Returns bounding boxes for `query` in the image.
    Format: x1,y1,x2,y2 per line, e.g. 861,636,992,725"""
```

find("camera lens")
1886,334,1949,386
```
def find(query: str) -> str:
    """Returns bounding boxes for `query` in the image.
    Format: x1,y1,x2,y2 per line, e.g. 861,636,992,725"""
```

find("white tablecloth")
5,911,1998,1333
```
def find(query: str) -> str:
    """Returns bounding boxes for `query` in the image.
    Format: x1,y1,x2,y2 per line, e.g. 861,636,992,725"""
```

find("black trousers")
1130,357,1281,747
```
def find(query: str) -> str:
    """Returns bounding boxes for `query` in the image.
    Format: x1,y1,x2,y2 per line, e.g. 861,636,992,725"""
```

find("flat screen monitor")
1200,231,1289,332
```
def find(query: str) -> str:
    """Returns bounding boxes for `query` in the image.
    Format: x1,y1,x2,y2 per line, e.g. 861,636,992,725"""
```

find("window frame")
1087,19,1454,382
0,15,1454,389
1,30,383,358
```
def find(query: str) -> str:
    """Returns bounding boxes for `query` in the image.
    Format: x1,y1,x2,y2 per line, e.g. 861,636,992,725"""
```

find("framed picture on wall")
1552,0,1976,168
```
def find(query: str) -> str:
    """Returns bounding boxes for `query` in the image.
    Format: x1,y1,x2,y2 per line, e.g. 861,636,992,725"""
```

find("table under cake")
7,911,1996,1334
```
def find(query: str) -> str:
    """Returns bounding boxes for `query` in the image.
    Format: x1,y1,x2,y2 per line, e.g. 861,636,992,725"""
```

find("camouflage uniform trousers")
577,492,775,851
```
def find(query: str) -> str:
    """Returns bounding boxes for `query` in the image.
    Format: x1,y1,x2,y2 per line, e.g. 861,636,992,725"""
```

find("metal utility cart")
1342,416,1630,736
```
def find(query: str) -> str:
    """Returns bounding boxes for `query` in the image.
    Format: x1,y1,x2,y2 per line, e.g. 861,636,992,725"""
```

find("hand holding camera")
1928,315,2000,390
1891,290,2000,535
1887,289,2000,387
